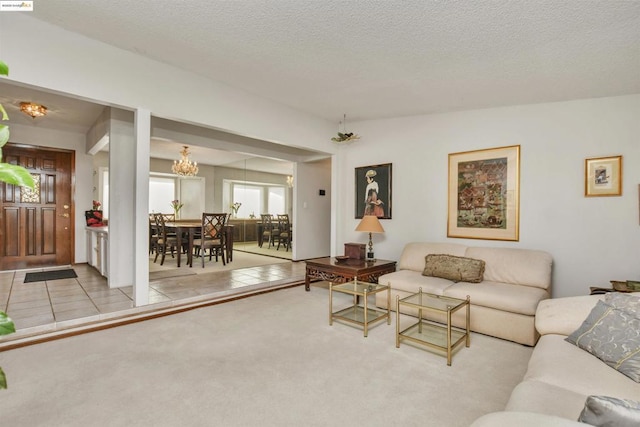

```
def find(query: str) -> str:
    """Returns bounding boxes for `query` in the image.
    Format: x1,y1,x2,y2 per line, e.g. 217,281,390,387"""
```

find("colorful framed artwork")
584,155,622,197
355,163,392,219
448,145,520,241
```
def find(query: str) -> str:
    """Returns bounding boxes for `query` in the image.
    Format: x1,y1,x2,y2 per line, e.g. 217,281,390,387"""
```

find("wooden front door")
0,144,74,270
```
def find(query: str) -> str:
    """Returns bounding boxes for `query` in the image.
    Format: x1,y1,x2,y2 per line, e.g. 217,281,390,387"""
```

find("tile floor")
0,259,306,343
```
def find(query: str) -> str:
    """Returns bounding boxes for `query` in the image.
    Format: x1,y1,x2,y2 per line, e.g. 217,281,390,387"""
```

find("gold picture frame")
448,145,520,241
585,155,622,197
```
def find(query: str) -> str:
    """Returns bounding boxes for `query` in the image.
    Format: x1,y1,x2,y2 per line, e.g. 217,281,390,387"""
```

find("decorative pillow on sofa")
565,294,640,382
605,292,640,314
422,254,485,283
578,395,640,427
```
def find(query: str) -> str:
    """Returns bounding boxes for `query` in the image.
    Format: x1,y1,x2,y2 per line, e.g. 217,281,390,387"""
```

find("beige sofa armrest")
535,294,604,336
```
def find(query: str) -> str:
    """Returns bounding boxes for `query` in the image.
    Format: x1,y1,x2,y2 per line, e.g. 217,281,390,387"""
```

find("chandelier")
20,102,47,118
171,145,199,176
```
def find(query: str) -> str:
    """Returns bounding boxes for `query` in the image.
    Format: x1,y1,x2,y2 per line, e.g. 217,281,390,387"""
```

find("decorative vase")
85,210,104,227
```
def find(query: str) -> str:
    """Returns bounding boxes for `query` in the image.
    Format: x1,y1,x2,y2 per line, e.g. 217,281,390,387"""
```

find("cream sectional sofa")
471,293,640,426
376,242,553,346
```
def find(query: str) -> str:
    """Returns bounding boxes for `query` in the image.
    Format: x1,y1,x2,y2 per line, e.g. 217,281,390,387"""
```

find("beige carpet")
1,285,532,426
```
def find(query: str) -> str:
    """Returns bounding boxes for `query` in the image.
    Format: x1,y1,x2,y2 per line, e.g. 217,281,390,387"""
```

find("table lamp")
355,215,385,261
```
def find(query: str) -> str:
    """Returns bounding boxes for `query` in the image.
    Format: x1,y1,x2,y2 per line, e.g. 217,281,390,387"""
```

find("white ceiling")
3,1,638,174
29,0,640,122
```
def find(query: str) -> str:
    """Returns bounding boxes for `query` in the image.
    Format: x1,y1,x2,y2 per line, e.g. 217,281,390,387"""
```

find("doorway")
0,143,74,270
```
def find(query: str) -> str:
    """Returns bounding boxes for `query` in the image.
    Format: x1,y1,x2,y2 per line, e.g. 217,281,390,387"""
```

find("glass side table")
329,279,390,337
396,288,470,366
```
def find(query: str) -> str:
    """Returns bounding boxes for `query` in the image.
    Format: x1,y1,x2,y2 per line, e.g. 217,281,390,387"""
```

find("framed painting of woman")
355,163,392,219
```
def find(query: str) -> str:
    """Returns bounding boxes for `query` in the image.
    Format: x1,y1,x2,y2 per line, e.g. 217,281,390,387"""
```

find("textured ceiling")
30,0,640,122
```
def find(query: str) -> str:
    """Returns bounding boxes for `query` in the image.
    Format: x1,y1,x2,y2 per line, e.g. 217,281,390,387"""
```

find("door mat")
24,269,78,283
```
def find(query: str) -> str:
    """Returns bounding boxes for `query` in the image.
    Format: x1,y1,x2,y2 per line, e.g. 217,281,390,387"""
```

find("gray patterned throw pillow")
566,298,640,382
606,292,640,315
578,395,640,426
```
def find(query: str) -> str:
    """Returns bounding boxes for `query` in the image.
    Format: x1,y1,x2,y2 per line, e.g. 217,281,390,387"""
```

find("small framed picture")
585,155,622,197
355,163,392,219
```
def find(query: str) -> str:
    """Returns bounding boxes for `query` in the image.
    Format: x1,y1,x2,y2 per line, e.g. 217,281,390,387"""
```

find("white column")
134,108,151,306
107,108,135,288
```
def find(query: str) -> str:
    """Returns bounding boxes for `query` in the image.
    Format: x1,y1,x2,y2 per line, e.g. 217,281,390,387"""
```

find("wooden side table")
304,257,396,291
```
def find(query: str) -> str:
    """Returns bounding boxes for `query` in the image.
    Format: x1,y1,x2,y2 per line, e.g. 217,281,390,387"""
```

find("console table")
304,257,396,291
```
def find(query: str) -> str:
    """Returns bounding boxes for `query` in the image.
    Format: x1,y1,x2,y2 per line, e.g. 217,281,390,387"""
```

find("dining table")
164,221,234,267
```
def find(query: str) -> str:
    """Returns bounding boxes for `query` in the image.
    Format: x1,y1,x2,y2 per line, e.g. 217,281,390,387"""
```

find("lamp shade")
355,215,385,233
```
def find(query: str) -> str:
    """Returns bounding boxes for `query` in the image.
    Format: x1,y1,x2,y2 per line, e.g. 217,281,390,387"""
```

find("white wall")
293,159,332,260
338,95,640,298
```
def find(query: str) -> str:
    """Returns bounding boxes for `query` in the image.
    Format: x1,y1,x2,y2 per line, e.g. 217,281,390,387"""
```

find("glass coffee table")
396,288,470,365
329,279,390,337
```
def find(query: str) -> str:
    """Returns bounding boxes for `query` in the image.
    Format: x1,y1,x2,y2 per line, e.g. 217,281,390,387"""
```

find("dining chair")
276,214,291,251
162,213,179,235
192,213,228,267
152,213,180,265
149,214,157,254
260,214,278,248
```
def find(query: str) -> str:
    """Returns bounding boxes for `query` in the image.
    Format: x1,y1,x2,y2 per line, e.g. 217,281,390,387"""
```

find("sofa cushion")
525,335,640,399
578,395,640,427
464,247,552,290
506,379,590,420
444,281,547,316
566,299,640,382
397,242,467,272
422,254,485,283
378,270,452,296
536,295,604,336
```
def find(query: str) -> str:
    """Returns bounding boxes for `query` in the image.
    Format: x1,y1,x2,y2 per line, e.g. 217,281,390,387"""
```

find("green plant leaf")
0,60,7,77
0,366,6,389
0,163,34,188
0,104,8,121
0,124,9,147
0,311,15,336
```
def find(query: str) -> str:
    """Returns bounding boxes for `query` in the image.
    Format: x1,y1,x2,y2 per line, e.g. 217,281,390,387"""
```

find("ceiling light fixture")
20,102,47,118
331,113,360,144
171,145,199,176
